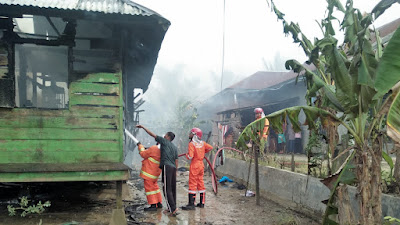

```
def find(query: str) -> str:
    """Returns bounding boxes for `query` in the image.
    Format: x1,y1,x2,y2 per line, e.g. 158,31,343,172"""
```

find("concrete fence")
215,157,400,220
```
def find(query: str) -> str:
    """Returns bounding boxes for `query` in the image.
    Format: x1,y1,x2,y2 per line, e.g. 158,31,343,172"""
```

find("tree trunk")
356,137,382,225
393,145,400,186
337,185,356,224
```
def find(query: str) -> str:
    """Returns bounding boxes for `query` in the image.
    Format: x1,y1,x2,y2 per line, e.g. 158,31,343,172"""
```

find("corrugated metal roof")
227,64,315,90
0,0,159,17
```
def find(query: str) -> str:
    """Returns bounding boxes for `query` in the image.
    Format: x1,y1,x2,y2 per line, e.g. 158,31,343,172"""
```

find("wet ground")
128,170,320,225
0,170,320,225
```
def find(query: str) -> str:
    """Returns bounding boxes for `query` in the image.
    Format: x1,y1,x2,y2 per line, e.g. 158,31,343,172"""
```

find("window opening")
15,44,68,109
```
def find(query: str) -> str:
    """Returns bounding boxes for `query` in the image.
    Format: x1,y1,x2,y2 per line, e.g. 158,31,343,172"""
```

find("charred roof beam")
45,16,61,36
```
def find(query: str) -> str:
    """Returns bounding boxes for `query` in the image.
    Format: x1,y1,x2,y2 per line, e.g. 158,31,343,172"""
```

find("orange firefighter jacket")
262,118,270,139
186,141,213,175
138,144,162,181
255,118,269,140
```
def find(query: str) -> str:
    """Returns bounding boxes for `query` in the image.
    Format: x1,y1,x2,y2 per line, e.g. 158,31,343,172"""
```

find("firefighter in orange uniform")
254,107,269,139
182,128,213,210
137,142,163,211
254,107,269,152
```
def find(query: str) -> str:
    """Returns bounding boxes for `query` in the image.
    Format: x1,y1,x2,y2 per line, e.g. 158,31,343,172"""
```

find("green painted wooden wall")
0,73,124,164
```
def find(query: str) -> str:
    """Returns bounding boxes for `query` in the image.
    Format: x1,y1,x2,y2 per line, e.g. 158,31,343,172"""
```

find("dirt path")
0,170,320,225
127,170,320,225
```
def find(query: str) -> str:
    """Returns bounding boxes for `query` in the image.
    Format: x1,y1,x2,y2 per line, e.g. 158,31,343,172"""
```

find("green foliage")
260,0,400,223
383,150,394,177
384,216,400,225
237,106,343,151
375,24,400,162
7,196,51,217
321,150,356,225
305,128,323,154
382,170,396,186
306,127,325,177
386,83,400,144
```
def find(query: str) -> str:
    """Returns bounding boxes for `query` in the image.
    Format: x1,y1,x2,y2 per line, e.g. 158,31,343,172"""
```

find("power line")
220,0,226,92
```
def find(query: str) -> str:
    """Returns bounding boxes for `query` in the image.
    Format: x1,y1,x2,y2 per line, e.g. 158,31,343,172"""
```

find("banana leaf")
371,0,400,20
285,60,344,111
374,26,400,144
236,106,341,150
374,26,400,98
387,82,400,144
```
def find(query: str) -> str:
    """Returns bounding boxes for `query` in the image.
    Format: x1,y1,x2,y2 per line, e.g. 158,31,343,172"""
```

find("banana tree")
237,0,400,224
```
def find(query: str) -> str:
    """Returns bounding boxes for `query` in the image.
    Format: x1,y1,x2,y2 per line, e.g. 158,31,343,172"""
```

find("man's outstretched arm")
136,125,156,138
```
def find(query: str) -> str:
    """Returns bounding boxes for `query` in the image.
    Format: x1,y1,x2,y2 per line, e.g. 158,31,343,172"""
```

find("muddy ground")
0,170,320,225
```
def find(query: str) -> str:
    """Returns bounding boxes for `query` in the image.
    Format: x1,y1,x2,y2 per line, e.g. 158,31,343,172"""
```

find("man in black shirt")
136,125,179,216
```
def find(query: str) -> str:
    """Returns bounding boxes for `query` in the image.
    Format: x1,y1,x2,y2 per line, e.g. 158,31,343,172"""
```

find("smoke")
140,64,241,122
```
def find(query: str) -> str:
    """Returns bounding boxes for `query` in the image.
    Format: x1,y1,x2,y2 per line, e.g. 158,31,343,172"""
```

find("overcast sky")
132,0,400,122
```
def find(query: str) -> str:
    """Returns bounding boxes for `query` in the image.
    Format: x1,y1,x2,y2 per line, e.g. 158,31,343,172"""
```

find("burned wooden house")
0,0,169,205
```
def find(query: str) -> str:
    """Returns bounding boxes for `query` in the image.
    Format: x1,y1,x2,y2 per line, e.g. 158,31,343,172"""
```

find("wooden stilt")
116,181,123,209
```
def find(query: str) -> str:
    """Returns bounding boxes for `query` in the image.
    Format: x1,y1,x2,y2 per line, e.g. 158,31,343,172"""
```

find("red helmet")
254,108,263,114
190,127,202,139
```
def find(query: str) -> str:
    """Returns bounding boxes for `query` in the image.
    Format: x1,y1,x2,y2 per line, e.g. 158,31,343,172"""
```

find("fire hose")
124,129,139,145
125,129,243,195
178,147,245,195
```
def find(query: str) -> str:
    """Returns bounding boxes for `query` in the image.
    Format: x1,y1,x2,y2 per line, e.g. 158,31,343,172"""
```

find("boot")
181,193,196,210
196,193,205,208
144,204,157,211
157,202,162,209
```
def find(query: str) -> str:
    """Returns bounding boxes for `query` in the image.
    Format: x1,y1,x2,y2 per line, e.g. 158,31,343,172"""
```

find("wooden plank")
0,116,118,129
79,73,119,83
68,106,120,117
70,82,119,95
0,170,129,182
0,128,119,140
0,140,119,152
0,162,129,173
0,107,120,118
0,151,120,164
118,73,124,162
70,94,120,106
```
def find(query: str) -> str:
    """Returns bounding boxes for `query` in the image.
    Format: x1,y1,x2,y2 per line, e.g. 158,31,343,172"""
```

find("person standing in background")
254,107,269,153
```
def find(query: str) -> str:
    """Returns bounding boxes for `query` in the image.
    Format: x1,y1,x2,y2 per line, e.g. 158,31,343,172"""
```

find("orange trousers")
144,179,162,205
188,167,205,194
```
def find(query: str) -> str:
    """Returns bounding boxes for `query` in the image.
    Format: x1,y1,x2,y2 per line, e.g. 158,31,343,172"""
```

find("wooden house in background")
197,66,312,152
0,0,169,207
